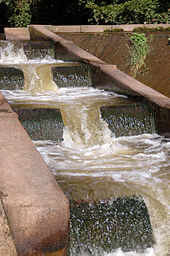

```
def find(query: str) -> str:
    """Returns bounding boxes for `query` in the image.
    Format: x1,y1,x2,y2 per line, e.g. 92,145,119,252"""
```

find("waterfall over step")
0,40,169,256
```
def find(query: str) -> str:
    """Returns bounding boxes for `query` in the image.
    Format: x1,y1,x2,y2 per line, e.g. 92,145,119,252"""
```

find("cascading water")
0,41,169,256
0,41,82,92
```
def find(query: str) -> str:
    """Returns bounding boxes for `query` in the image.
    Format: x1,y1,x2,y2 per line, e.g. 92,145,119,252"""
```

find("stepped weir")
0,26,170,256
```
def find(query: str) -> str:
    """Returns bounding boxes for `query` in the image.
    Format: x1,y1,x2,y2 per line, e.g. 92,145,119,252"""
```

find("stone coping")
51,24,170,33
0,92,69,255
4,27,30,41
28,25,170,109
4,24,170,41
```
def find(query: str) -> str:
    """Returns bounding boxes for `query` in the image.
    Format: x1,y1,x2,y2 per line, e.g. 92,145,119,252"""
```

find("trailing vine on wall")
127,33,150,77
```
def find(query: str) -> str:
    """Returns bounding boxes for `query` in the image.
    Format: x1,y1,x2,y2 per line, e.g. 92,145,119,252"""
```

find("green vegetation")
80,0,170,25
104,28,124,32
0,0,169,29
133,26,169,32
0,0,40,27
127,33,150,77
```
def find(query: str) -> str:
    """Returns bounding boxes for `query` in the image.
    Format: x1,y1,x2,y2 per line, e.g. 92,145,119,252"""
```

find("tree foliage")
80,0,169,24
0,0,29,27
0,0,169,30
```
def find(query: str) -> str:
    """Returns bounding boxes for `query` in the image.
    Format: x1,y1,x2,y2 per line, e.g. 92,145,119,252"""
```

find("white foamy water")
0,41,28,63
34,134,170,256
0,41,80,92
0,41,61,64
104,248,155,256
0,42,169,256
1,87,126,105
1,88,170,256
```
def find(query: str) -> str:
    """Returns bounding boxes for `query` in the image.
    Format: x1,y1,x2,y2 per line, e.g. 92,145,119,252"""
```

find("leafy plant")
127,33,150,77
0,0,169,27
80,0,169,24
0,0,40,27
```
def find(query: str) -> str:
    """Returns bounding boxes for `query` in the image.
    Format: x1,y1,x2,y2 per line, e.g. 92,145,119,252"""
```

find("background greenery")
0,0,169,31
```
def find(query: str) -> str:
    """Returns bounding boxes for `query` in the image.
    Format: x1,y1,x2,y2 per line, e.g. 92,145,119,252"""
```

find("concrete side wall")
51,24,170,33
4,28,30,41
0,199,17,256
28,25,170,109
0,92,69,255
59,32,170,98
4,24,169,39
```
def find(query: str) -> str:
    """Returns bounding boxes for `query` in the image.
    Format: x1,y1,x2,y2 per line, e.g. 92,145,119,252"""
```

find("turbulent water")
0,41,81,92
3,87,170,256
34,133,170,256
0,42,170,256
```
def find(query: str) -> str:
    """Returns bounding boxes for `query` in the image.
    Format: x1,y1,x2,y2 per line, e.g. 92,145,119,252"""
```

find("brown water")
0,42,170,256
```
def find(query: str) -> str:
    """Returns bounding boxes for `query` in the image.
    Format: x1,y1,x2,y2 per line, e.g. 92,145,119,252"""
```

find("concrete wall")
58,32,170,98
51,24,170,33
28,25,170,110
28,25,170,136
0,92,69,255
1,24,170,254
0,199,17,256
4,28,30,41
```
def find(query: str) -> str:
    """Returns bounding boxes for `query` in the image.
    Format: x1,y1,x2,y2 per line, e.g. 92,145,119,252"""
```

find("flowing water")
0,41,169,256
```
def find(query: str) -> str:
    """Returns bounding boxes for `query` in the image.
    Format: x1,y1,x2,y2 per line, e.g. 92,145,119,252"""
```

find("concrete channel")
0,25,170,255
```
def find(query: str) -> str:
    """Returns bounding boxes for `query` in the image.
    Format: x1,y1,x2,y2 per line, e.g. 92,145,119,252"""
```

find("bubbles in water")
0,41,27,63
0,41,169,256
104,247,155,256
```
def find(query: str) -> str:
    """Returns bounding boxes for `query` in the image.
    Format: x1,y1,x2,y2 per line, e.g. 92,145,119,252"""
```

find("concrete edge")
50,24,170,33
0,92,70,255
4,24,170,41
4,27,30,41
100,68,170,109
0,198,17,256
28,25,170,109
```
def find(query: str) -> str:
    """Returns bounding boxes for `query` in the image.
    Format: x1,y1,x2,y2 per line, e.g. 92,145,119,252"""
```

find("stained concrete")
28,25,170,109
0,92,69,255
3,25,170,40
1,25,170,254
4,27,30,41
59,32,170,98
4,25,169,98
0,199,17,256
51,24,170,33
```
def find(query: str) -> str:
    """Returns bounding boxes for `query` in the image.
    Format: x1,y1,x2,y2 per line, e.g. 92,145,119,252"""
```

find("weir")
0,41,82,92
0,27,170,256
